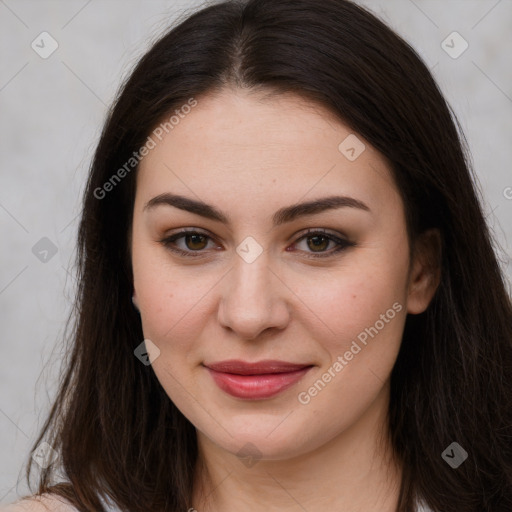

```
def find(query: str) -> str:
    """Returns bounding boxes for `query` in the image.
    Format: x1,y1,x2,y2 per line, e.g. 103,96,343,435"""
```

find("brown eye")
160,228,355,259
160,229,217,258
183,233,208,251
306,234,330,252
292,229,355,258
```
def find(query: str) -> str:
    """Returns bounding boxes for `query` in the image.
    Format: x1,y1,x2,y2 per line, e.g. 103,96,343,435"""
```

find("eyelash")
158,228,355,259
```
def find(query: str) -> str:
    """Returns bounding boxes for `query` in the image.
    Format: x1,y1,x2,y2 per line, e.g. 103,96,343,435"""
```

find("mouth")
203,360,314,400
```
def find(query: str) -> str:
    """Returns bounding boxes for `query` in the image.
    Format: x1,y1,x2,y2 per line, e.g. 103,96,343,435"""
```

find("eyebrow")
143,193,371,226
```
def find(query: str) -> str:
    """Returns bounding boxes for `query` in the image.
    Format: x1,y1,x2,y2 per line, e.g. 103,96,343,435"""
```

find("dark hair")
20,0,512,511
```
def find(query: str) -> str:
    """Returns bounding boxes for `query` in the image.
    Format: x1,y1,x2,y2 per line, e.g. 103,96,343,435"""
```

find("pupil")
187,234,206,250
308,235,328,251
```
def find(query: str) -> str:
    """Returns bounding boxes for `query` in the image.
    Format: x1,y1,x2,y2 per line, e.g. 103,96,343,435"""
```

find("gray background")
1,0,511,504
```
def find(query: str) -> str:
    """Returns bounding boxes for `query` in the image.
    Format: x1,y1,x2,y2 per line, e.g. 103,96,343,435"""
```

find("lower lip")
206,366,313,400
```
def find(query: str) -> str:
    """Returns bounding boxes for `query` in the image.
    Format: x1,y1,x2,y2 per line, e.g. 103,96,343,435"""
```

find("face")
131,87,436,461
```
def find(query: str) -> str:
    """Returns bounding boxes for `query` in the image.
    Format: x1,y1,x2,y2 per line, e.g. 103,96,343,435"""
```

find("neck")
191,382,402,512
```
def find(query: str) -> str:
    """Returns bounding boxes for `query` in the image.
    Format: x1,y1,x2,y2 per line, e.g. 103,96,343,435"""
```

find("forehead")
136,88,399,217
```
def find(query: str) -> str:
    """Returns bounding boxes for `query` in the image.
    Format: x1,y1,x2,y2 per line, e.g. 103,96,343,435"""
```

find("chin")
200,420,325,462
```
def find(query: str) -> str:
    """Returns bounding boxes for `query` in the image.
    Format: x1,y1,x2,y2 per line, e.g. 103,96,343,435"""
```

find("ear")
132,290,139,310
406,228,442,315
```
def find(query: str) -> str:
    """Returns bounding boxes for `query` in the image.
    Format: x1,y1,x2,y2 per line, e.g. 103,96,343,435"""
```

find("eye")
290,229,355,259
159,228,218,258
159,228,355,259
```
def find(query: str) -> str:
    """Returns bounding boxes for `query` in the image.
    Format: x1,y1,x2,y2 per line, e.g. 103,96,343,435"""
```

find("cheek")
133,263,213,408
295,252,409,351
133,234,409,352
291,261,407,440
135,266,213,350
131,236,222,370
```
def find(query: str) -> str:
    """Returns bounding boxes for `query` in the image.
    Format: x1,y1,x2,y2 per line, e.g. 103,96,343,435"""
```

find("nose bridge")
218,248,289,339
233,249,272,302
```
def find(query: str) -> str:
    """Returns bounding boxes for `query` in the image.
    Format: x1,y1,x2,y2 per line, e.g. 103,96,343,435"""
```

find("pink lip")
204,360,314,400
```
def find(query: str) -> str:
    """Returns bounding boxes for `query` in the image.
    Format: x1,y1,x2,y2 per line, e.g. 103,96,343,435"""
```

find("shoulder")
1,494,78,512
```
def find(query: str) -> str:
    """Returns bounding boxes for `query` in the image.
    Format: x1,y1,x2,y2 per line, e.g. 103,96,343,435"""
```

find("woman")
4,0,512,511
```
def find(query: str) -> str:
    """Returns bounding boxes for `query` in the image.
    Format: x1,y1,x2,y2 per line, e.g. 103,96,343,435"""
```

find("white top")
2,493,435,511
417,499,436,512
100,494,436,512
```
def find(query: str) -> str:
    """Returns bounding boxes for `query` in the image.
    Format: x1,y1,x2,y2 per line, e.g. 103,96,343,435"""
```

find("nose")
217,251,291,341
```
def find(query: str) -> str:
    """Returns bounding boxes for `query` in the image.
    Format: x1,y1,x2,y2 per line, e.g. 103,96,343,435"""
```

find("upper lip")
204,359,313,375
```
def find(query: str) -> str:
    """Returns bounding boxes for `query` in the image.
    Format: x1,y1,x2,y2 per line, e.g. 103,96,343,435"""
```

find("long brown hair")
19,0,512,511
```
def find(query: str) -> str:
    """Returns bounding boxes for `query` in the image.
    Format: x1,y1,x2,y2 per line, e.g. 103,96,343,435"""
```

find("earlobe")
132,292,140,312
406,228,442,315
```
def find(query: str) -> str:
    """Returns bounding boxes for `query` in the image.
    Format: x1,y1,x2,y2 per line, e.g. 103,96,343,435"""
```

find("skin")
131,87,440,512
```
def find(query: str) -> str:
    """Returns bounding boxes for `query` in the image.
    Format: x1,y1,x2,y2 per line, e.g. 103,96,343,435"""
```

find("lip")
204,360,314,400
